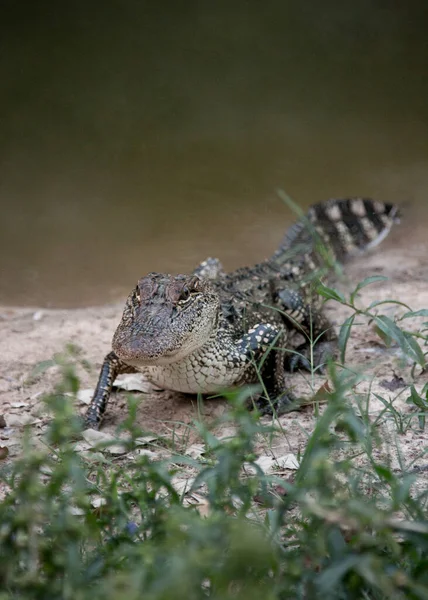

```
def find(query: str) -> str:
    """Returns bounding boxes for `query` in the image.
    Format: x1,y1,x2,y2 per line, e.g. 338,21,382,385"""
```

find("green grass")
1,279,428,599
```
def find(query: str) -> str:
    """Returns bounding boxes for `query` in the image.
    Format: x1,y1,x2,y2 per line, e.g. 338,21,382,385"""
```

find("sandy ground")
1,220,427,492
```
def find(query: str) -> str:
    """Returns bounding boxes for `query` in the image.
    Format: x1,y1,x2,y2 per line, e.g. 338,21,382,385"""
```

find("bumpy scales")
85,198,399,429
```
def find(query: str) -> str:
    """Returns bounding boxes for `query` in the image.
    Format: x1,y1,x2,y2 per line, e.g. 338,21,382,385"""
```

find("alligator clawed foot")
251,391,297,416
285,340,337,374
81,411,101,431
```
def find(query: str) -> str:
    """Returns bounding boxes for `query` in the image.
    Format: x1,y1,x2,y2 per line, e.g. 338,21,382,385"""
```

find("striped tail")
272,198,400,267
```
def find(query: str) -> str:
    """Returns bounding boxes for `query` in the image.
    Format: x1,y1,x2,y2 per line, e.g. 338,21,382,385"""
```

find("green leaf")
25,359,57,383
350,275,388,304
367,299,412,311
373,315,426,367
316,282,346,304
33,358,57,375
406,385,428,411
403,332,427,369
406,385,428,430
395,474,417,504
373,464,394,483
373,324,392,346
401,309,428,319
317,555,361,591
338,314,355,364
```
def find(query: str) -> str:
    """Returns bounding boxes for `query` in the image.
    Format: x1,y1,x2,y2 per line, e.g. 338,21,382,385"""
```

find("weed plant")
1,262,428,598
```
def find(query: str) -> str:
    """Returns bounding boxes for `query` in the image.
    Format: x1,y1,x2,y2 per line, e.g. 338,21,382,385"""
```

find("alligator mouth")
119,350,180,367
112,335,187,365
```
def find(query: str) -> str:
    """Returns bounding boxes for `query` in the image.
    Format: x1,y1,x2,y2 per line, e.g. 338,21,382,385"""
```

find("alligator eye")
179,286,191,302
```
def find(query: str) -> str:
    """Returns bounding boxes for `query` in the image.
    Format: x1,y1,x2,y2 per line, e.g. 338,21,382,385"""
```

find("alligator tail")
272,198,400,268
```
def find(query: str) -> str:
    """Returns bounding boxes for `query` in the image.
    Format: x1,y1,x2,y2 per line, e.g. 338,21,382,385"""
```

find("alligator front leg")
237,324,295,416
273,286,338,373
84,351,136,430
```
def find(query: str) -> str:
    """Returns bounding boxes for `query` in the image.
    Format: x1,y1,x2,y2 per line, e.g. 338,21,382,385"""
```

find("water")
1,1,427,307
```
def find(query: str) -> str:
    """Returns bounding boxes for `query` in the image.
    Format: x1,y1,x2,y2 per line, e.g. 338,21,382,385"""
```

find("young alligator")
84,198,399,429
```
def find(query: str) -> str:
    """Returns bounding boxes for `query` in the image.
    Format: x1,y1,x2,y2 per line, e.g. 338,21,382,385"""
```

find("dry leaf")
69,506,85,516
102,443,128,455
80,451,109,463
253,455,274,472
91,497,107,508
216,427,238,440
184,493,211,517
82,429,128,455
113,373,154,393
309,381,333,404
170,476,195,495
135,448,158,459
5,414,41,427
0,446,9,460
0,415,6,428
82,429,116,445
76,389,94,405
72,441,92,453
254,453,299,473
276,453,300,470
65,389,94,405
185,443,206,459
135,435,158,446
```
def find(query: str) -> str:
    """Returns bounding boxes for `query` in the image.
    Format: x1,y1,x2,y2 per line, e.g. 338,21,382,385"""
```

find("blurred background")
1,0,427,307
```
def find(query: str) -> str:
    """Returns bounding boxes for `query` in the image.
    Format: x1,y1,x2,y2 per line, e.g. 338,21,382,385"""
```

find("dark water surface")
1,1,428,307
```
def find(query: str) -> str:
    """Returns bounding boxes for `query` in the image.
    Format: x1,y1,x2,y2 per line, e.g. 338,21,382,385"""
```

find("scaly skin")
85,198,400,429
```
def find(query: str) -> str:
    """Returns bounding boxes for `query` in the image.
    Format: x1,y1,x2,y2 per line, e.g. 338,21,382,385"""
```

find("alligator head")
112,273,220,366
